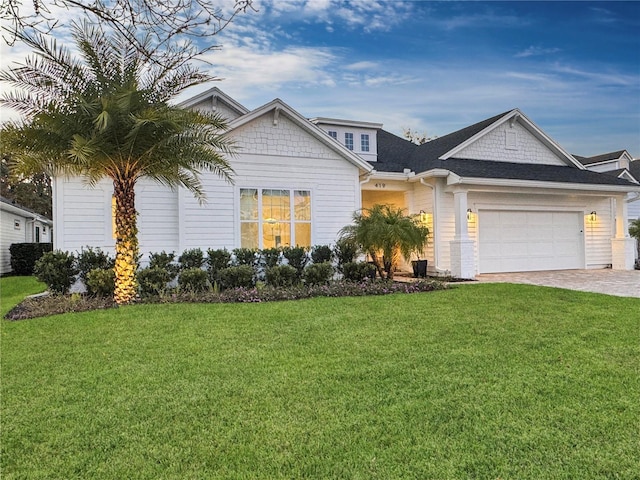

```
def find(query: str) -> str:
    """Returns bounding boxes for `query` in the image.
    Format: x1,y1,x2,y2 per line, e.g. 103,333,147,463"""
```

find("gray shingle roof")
573,150,626,165
374,116,637,188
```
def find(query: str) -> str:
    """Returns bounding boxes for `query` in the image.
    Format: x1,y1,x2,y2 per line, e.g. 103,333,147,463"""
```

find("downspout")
419,178,445,274
626,192,640,204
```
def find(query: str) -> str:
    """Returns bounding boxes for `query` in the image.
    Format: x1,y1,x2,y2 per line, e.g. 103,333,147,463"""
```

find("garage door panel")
479,210,583,273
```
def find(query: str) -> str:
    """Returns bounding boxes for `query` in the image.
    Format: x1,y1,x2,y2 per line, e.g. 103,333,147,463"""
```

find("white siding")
586,162,620,173
1,210,27,274
456,121,567,166
188,99,243,122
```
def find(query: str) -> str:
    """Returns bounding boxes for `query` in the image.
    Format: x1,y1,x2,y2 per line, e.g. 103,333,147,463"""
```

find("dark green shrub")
77,247,114,283
149,251,180,279
282,246,308,276
342,262,376,282
311,245,332,264
303,262,334,286
34,250,78,294
137,267,172,298
86,268,115,297
232,248,256,267
178,267,210,293
9,242,53,275
178,248,205,270
219,265,255,289
207,248,231,283
334,238,359,272
265,264,298,287
260,247,281,269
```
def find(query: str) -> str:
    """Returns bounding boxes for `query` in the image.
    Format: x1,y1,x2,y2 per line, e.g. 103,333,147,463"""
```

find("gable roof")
227,98,374,173
177,86,249,116
574,150,628,166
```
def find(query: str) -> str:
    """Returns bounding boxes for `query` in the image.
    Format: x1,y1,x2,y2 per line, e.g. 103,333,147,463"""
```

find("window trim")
361,133,370,152
344,132,354,150
328,130,338,140
238,187,313,249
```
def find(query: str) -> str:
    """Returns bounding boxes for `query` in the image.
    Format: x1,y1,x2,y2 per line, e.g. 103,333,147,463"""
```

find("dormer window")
361,134,370,152
328,130,337,140
345,133,354,150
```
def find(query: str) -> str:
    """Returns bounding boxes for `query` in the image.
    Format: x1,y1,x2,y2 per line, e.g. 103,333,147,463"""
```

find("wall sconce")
419,210,429,224
467,208,472,221
589,211,597,223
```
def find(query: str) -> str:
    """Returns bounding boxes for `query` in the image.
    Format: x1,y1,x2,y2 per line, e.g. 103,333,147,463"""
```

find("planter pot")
412,259,428,278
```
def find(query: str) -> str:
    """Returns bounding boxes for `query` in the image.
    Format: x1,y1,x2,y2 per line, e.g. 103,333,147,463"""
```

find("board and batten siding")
455,121,567,166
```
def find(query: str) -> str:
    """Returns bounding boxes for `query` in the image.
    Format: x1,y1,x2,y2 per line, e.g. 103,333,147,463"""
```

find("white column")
450,189,475,278
611,195,635,269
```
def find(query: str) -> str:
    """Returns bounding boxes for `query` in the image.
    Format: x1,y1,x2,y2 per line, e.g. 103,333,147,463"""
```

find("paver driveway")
475,269,640,298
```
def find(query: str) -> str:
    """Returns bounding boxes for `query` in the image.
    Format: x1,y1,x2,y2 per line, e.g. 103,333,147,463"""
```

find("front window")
328,130,337,140
344,132,354,150
240,189,311,249
361,134,370,152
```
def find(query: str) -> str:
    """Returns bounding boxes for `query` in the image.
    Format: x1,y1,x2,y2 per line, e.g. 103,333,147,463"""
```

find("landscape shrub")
303,262,334,286
34,250,78,294
178,248,205,270
311,245,332,264
333,238,358,272
265,264,298,287
85,268,115,297
9,242,53,275
232,248,256,267
77,247,114,283
149,251,180,279
178,267,210,293
282,246,308,276
342,262,376,282
260,247,281,269
137,267,172,298
207,248,231,283
218,265,255,289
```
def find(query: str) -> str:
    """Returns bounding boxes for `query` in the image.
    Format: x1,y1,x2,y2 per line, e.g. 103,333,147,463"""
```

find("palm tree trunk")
113,178,139,305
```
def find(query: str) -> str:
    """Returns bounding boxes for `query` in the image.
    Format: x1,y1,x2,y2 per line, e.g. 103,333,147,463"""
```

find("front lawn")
1,282,638,479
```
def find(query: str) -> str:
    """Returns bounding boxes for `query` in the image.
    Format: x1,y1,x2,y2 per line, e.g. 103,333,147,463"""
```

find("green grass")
0,276,46,316
1,281,638,479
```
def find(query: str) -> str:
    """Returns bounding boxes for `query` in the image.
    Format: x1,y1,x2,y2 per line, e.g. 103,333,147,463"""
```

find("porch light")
589,211,597,223
467,208,472,221
419,210,428,224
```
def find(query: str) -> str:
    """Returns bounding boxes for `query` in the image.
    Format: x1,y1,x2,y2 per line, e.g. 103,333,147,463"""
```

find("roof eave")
445,175,640,193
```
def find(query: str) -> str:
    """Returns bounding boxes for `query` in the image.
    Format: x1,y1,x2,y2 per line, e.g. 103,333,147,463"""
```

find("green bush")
178,248,205,270
342,262,376,282
260,247,281,269
9,242,53,275
265,264,298,288
34,250,78,294
333,238,358,272
303,262,334,286
85,268,115,297
219,265,255,290
282,246,308,277
232,248,256,267
77,247,114,283
311,245,332,264
207,248,232,283
149,251,180,279
137,267,172,298
178,267,210,293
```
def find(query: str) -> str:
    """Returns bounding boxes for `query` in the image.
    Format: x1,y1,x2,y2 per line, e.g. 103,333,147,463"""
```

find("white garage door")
479,210,584,273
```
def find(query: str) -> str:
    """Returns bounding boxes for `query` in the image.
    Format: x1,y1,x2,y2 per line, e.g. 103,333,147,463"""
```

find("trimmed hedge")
9,243,53,275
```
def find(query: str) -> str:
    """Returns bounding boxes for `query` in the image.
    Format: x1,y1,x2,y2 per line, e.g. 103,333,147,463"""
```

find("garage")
478,210,585,273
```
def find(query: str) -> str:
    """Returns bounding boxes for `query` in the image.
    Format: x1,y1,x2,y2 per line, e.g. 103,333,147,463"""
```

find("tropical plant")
339,204,429,280
0,24,234,304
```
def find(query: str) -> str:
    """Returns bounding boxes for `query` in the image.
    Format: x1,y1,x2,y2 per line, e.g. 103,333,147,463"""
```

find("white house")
0,197,53,274
52,88,640,278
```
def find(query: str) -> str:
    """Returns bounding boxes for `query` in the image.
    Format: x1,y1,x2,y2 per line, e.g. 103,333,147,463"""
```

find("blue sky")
2,1,639,158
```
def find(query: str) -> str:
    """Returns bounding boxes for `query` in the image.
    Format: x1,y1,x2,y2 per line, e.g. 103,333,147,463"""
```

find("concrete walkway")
475,269,640,298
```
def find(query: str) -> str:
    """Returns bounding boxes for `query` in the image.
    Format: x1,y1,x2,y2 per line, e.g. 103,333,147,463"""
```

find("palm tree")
0,23,234,304
339,204,429,280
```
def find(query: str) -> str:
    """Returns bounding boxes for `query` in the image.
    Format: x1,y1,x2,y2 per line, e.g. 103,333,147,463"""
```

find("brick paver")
475,269,640,298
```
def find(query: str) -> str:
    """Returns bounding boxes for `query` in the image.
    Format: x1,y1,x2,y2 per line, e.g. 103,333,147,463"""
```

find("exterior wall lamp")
467,208,473,221
589,211,597,223
419,210,429,225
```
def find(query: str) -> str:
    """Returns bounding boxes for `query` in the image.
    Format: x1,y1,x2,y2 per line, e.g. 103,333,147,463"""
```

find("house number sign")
375,183,386,188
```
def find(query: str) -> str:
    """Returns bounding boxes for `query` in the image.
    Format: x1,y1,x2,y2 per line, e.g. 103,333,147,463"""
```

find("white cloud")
515,46,561,58
345,61,378,71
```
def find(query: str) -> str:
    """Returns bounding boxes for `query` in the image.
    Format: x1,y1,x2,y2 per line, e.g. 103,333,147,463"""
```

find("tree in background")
1,23,235,304
1,156,52,218
2,0,255,68
403,128,437,145
629,219,640,268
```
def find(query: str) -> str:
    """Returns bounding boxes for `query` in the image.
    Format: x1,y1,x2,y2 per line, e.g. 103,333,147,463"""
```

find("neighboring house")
52,88,640,278
0,197,53,274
